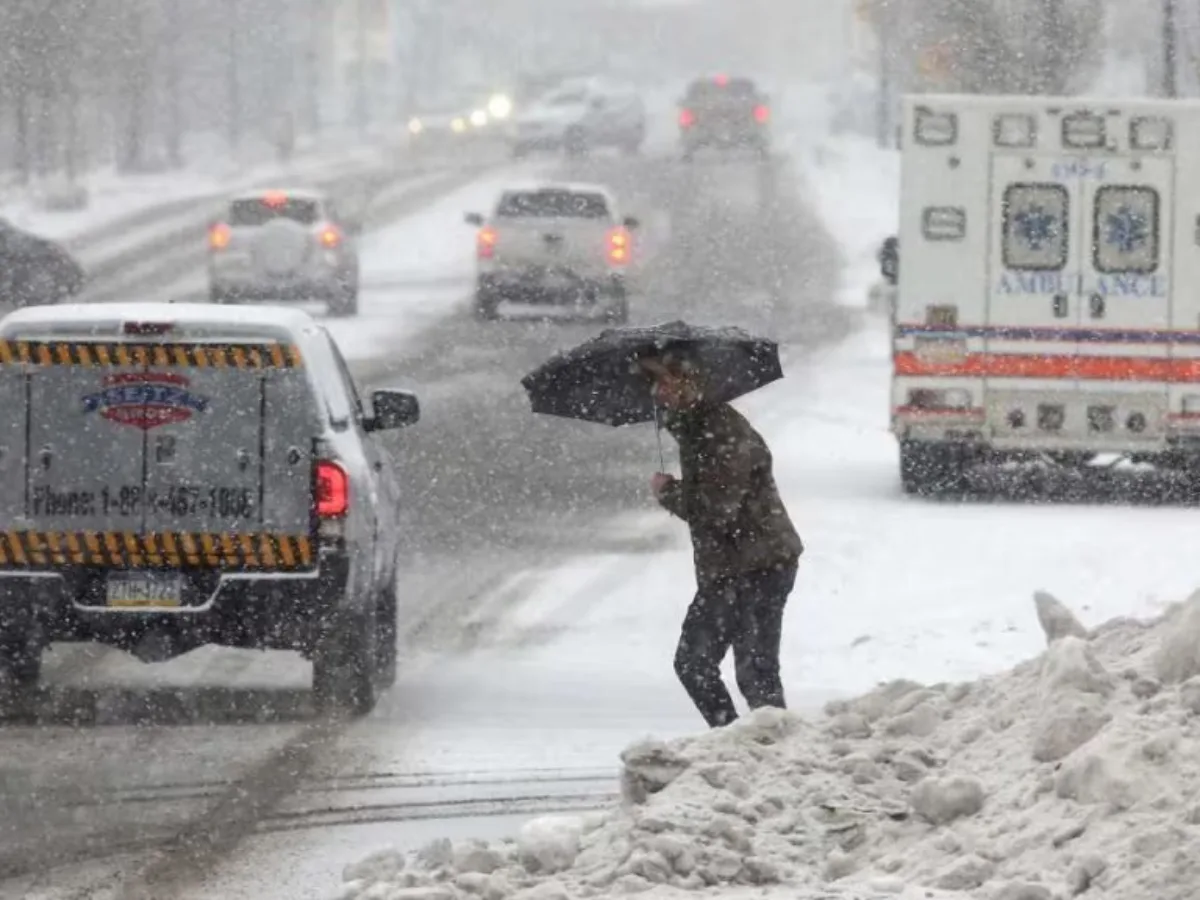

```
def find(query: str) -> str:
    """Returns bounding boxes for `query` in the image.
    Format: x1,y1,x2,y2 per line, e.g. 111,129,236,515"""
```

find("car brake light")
753,104,770,124
262,191,288,208
679,108,695,128
714,73,729,86
318,224,341,248
315,460,349,518
477,226,497,259
607,227,630,265
209,222,231,250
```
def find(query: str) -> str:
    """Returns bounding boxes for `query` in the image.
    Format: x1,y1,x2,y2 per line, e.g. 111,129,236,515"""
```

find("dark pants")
673,562,797,728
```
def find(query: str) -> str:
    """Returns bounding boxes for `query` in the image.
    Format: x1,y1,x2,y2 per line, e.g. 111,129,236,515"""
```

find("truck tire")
0,616,41,706
327,282,359,318
312,608,378,717
375,578,398,689
900,440,967,496
474,287,499,321
604,288,629,324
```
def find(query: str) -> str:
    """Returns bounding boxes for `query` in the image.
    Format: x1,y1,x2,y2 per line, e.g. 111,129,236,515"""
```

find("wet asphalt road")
0,144,852,898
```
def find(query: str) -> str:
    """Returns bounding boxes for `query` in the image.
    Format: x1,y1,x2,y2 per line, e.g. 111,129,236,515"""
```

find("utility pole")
1163,0,1178,98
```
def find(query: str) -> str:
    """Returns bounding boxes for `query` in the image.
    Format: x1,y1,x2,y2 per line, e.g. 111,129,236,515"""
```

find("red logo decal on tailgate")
81,372,209,431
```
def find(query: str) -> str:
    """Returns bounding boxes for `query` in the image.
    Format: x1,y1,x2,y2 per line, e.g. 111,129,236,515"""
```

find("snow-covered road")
9,81,1198,900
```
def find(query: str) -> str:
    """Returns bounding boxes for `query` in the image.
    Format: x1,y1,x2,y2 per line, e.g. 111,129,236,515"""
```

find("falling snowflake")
1013,206,1057,250
1104,204,1149,254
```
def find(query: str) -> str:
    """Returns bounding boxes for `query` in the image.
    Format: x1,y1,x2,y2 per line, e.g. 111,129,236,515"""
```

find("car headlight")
469,109,488,128
408,117,423,135
487,93,513,120
451,117,467,134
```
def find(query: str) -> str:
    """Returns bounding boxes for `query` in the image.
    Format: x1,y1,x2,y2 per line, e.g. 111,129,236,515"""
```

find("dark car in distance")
677,75,771,161
0,219,85,307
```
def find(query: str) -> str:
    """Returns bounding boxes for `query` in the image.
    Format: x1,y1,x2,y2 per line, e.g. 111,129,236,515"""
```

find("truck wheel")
375,578,398,689
312,609,378,717
900,440,966,496
474,288,499,321
604,289,629,324
327,282,358,317
0,622,41,709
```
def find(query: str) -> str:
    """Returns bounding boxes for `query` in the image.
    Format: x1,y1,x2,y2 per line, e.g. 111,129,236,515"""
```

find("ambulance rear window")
1093,185,1159,274
1002,183,1069,271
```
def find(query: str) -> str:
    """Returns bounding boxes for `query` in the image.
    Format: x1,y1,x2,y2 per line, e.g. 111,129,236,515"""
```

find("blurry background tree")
0,0,335,186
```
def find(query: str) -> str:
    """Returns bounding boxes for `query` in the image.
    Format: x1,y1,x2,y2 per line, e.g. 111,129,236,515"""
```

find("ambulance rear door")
986,150,1084,443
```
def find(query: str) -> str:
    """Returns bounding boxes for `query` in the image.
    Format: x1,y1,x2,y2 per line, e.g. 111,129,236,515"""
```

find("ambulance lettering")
995,272,1166,297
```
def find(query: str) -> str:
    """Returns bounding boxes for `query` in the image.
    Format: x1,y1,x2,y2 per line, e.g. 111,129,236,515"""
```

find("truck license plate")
106,572,184,609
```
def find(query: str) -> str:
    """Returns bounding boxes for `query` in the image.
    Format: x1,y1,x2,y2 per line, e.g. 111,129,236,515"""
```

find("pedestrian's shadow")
0,685,313,727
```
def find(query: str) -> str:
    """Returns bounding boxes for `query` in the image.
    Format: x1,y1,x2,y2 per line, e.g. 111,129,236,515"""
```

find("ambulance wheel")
313,607,378,717
899,440,966,496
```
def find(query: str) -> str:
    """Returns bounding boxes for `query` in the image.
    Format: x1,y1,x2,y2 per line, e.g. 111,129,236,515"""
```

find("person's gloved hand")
650,472,676,497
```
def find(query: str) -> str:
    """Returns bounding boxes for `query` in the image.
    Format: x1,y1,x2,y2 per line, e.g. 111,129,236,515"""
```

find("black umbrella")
520,320,783,429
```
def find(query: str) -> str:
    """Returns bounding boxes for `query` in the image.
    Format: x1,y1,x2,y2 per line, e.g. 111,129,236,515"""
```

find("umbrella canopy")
520,320,783,426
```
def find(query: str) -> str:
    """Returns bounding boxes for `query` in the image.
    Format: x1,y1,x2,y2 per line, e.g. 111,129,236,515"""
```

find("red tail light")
477,226,497,259
208,222,231,250
753,104,770,124
318,224,341,248
714,73,729,86
679,108,695,128
607,227,630,265
315,460,349,518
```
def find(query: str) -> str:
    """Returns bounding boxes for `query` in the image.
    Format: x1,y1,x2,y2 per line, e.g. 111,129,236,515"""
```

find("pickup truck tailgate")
0,338,319,571
492,219,612,275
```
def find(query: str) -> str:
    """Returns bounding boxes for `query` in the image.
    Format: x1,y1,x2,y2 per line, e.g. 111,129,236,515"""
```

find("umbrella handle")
654,403,666,472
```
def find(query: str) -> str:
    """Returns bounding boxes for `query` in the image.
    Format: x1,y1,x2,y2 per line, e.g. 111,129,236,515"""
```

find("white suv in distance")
465,183,639,322
510,80,646,158
207,188,362,317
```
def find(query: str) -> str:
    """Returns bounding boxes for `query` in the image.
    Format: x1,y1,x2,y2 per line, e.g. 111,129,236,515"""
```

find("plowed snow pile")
336,591,1200,900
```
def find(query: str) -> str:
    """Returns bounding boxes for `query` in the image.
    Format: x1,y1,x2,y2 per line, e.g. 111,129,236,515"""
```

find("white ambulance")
891,92,1200,494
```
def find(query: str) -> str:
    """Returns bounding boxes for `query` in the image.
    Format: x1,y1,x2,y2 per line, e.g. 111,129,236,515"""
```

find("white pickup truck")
465,182,639,322
0,302,420,714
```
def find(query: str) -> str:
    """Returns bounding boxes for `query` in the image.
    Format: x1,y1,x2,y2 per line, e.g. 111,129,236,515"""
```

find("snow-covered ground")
320,85,1200,898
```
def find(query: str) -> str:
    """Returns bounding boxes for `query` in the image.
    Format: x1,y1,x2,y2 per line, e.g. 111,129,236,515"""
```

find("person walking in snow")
641,353,803,728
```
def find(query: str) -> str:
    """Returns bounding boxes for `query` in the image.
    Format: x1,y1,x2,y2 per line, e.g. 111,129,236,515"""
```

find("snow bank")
333,590,1200,900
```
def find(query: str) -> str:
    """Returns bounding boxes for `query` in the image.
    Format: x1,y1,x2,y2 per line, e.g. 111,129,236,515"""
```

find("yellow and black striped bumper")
0,340,304,369
0,531,315,571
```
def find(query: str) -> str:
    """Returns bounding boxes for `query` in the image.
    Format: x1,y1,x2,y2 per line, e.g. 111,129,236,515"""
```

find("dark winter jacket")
657,402,802,586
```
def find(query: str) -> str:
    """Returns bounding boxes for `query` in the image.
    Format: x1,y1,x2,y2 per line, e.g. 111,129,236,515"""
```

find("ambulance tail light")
907,388,972,410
